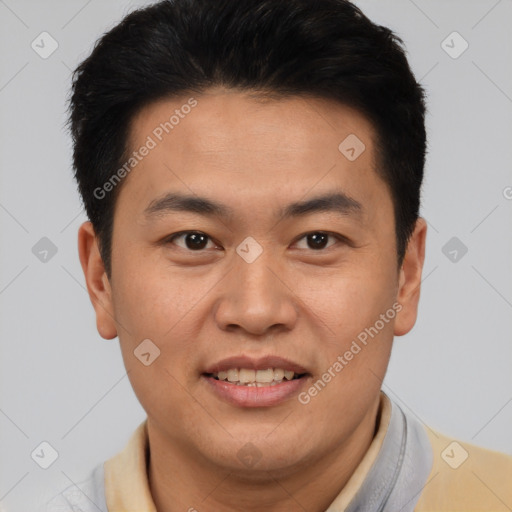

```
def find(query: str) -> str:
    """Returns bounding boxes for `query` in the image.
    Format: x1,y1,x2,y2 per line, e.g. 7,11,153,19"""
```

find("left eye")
294,232,340,250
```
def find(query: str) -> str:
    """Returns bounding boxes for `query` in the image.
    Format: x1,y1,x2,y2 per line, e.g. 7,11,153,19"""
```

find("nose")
213,250,298,337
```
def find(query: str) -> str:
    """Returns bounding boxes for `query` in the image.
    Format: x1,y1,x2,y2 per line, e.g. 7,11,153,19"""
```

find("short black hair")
69,0,426,277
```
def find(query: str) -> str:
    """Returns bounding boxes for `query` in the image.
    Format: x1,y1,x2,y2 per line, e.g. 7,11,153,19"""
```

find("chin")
197,429,313,476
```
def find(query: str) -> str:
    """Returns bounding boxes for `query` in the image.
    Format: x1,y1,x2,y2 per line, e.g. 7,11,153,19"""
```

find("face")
79,89,425,477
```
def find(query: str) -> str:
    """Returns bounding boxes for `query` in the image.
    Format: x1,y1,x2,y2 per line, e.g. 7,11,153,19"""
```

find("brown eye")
294,232,339,251
307,232,329,250
168,231,214,251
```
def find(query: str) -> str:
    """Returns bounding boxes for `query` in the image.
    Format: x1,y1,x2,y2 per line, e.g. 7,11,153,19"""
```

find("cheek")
110,256,219,382
111,255,203,336
294,261,398,334
111,264,204,422
293,258,398,396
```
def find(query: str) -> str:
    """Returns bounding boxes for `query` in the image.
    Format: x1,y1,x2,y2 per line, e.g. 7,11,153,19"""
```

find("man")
48,0,512,510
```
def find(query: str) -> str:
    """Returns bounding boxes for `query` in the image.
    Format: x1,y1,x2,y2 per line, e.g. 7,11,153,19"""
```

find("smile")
206,368,304,387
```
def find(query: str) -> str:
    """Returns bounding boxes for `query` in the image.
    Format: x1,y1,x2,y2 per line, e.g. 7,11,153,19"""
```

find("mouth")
201,356,311,407
204,368,306,387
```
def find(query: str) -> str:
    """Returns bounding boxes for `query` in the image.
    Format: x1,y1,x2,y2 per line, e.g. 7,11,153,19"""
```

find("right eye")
164,231,219,251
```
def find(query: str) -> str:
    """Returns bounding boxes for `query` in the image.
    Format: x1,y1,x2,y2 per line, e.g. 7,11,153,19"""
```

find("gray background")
1,0,511,510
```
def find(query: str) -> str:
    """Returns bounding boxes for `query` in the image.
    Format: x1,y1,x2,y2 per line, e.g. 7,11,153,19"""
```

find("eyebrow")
143,191,363,222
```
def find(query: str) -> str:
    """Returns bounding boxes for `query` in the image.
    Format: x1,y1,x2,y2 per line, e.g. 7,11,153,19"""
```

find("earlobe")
393,217,427,337
77,221,118,340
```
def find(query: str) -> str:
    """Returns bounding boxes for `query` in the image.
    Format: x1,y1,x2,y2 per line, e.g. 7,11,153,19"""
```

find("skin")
78,88,426,512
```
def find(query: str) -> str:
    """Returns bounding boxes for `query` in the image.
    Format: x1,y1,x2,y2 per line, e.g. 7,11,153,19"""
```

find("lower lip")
202,375,309,408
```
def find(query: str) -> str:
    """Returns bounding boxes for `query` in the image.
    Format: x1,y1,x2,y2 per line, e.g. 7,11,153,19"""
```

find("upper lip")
203,355,309,375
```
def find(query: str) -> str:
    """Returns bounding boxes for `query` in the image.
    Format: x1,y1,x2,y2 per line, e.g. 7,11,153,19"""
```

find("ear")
77,221,117,340
394,217,427,337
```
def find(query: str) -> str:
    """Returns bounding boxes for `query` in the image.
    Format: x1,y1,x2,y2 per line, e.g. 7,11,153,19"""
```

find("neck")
148,397,381,512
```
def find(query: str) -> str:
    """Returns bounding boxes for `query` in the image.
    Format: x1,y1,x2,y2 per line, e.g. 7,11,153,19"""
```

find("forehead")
120,89,390,221
130,89,375,160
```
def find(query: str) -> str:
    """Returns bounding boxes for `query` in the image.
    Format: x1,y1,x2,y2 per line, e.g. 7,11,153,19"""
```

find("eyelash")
164,230,347,252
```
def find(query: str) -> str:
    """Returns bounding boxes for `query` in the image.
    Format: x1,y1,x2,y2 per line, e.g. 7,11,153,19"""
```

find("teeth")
274,368,284,380
239,369,256,383
227,369,239,382
211,368,301,386
256,368,274,383
284,370,294,380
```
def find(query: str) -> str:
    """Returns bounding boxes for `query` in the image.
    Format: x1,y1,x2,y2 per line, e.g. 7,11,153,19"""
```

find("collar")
327,393,433,511
104,392,433,511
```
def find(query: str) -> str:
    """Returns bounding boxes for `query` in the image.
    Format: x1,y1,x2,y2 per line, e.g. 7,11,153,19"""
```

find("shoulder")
45,463,107,512
415,428,512,511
